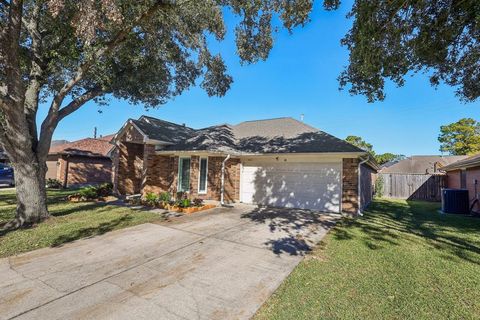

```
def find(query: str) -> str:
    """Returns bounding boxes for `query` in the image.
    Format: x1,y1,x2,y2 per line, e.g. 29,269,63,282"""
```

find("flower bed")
165,203,217,214
139,192,216,214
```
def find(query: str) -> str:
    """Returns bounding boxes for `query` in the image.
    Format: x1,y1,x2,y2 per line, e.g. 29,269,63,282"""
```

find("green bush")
96,183,113,197
176,198,191,208
46,178,62,189
144,192,159,207
78,186,98,200
159,192,171,202
375,175,384,198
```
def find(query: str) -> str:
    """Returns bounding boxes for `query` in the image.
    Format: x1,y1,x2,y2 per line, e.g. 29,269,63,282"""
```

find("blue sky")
38,0,480,156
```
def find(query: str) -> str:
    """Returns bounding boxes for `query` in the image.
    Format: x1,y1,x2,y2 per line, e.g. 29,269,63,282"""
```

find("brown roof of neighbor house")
441,153,480,171
49,137,114,158
380,155,469,174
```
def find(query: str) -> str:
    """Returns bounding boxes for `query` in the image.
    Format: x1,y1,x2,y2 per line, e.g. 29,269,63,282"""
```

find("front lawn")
256,199,480,319
0,188,162,258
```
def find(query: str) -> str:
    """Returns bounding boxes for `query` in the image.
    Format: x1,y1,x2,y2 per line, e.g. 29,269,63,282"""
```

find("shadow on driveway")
240,206,339,256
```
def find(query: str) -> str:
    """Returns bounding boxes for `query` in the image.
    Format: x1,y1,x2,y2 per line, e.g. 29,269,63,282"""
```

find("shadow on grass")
51,215,133,247
241,207,337,256
336,199,480,265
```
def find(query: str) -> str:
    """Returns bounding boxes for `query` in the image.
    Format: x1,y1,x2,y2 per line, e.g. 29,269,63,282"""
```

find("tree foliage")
337,0,480,102
438,118,480,155
345,135,374,154
345,135,404,165
0,0,318,226
375,152,405,165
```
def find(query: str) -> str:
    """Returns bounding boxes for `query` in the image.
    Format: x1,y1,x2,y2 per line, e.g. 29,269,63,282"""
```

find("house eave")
154,150,369,158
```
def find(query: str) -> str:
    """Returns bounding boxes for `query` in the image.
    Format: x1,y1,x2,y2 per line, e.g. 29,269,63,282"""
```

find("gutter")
357,155,370,216
220,154,231,206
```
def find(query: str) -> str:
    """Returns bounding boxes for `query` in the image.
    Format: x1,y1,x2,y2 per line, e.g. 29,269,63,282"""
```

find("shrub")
46,178,62,189
96,183,113,197
143,192,159,207
193,198,204,207
375,175,384,198
78,186,98,200
177,198,191,208
159,192,171,202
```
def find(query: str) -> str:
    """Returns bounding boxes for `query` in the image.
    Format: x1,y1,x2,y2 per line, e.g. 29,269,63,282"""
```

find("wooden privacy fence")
379,173,446,201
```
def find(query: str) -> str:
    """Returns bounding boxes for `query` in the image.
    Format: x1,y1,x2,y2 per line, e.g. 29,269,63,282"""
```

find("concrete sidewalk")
0,205,339,320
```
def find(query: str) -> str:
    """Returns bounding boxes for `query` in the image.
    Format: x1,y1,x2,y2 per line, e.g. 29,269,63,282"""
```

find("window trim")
198,157,208,194
177,157,191,193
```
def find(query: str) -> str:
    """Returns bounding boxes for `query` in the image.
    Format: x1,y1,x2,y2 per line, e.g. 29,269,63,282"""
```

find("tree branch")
49,0,174,114
37,88,103,159
58,88,103,121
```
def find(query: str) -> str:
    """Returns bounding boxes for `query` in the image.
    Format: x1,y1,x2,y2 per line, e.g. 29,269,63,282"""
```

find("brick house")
112,116,379,215
47,136,114,187
442,154,480,212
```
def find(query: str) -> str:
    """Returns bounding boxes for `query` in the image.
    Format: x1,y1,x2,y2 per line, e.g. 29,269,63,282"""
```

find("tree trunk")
4,160,49,229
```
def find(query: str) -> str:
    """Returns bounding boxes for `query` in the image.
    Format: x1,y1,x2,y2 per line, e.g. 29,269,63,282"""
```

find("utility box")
441,189,469,214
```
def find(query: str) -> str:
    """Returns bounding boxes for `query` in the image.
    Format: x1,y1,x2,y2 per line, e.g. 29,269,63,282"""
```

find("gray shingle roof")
441,153,480,171
131,116,195,144
128,116,365,154
380,155,469,174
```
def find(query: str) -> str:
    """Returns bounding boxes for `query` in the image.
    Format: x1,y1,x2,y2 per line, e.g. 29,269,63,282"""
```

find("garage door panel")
241,162,341,212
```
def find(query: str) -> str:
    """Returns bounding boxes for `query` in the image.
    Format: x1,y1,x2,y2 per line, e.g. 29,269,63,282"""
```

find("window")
178,157,191,192
198,157,208,194
460,169,467,189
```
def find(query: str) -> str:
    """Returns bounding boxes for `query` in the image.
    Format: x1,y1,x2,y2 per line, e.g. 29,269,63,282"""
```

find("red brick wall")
446,170,461,189
142,154,175,195
139,154,240,202
466,168,480,211
446,167,480,211
342,158,359,214
116,142,144,194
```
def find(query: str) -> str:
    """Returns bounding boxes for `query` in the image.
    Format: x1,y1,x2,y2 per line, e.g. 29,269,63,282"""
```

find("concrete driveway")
0,205,339,320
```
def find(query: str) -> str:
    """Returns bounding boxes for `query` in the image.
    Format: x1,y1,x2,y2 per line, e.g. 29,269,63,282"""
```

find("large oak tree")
338,0,480,102
0,0,316,228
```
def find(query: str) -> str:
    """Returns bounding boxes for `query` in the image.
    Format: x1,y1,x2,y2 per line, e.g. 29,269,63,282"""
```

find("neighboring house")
47,135,114,187
442,154,480,211
112,116,379,214
380,155,469,174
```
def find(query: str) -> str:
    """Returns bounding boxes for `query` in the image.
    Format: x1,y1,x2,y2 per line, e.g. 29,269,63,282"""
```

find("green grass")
255,199,480,320
0,188,162,258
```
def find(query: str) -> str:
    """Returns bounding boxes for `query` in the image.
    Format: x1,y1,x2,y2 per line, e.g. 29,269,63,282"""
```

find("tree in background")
0,0,317,228
345,136,404,165
375,153,405,165
345,135,375,155
333,1,480,102
438,118,480,155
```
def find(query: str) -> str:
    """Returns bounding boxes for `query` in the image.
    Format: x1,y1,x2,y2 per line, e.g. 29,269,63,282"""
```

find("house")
47,135,114,187
442,154,480,212
112,116,379,214
380,155,469,174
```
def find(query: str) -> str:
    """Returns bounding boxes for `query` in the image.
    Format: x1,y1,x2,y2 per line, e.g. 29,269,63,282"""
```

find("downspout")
220,154,231,206
357,155,370,216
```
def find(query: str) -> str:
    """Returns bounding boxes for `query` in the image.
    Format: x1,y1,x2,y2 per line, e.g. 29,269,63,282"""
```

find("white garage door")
240,162,341,212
